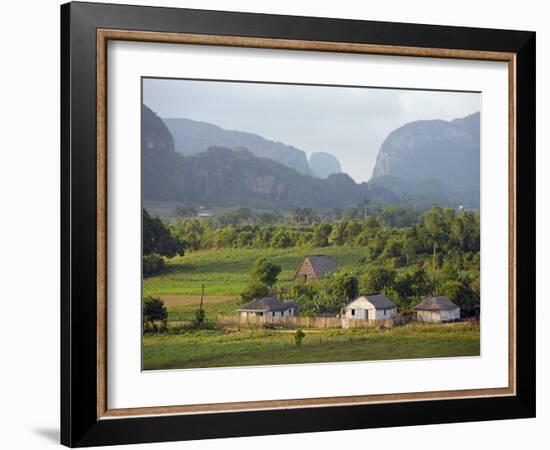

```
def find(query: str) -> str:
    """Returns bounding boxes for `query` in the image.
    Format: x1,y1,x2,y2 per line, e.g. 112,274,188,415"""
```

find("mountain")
142,104,185,201
172,147,399,209
162,117,314,176
368,175,480,208
142,105,398,209
309,152,342,178
371,112,480,193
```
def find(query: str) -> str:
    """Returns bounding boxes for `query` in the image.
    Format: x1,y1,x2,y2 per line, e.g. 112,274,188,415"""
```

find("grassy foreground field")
143,323,480,370
143,246,368,297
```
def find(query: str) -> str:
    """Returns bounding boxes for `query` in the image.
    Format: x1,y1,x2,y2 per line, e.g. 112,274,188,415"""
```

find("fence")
216,314,410,329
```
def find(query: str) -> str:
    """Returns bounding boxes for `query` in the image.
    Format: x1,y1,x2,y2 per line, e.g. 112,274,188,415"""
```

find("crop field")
161,296,242,322
143,246,369,298
142,322,480,370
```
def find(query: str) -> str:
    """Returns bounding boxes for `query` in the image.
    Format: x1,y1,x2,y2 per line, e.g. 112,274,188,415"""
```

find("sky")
143,78,480,183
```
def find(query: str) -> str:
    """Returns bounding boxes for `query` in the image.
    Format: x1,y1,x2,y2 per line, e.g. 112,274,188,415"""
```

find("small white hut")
343,294,397,320
414,296,460,323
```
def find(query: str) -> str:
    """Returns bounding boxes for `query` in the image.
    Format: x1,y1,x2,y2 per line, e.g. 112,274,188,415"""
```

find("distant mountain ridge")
142,105,398,209
163,117,316,176
143,105,480,210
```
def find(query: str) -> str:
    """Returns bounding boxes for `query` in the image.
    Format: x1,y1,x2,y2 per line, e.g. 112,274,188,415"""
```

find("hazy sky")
143,78,480,182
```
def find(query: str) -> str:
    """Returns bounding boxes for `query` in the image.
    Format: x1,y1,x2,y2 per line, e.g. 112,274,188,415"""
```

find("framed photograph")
61,1,535,447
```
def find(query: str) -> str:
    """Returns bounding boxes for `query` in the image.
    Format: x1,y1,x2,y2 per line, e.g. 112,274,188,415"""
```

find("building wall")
374,308,397,320
344,307,396,320
294,259,318,282
241,308,295,319
417,309,460,323
271,308,295,317
417,310,440,323
440,309,460,321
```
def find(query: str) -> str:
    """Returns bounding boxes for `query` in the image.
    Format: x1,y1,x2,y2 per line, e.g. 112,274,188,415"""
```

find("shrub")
240,281,270,303
294,329,305,347
143,253,165,276
194,308,206,325
143,297,167,332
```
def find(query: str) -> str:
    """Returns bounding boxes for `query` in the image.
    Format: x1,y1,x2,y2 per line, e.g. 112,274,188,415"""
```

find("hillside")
371,112,480,193
163,117,314,176
142,104,400,209
175,146,399,209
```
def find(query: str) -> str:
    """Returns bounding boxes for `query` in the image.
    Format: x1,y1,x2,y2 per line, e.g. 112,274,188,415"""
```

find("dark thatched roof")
238,297,297,312
345,294,396,310
414,296,459,311
304,255,337,279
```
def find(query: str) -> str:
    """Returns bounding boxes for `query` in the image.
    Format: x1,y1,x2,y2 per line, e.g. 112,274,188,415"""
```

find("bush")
143,253,165,276
240,281,270,303
143,297,167,332
194,308,206,326
294,329,305,347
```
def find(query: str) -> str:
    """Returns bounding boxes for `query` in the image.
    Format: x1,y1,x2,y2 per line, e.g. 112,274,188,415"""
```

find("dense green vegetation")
144,204,480,316
142,323,480,370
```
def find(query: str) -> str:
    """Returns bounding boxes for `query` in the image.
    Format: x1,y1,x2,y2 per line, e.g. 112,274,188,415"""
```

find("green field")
161,296,242,322
143,323,480,370
143,246,369,297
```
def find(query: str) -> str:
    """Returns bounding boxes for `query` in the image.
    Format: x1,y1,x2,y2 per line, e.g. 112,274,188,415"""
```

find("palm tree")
361,198,370,221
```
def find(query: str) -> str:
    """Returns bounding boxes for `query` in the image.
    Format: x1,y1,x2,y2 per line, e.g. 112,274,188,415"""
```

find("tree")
271,229,293,248
329,221,347,246
344,220,362,242
393,266,431,301
441,278,479,316
361,197,370,220
240,281,270,303
143,253,165,276
312,222,332,247
143,297,168,331
143,209,186,257
251,258,281,287
365,215,380,229
324,271,359,302
424,204,448,268
291,207,318,225
217,207,253,226
360,266,396,294
236,230,255,247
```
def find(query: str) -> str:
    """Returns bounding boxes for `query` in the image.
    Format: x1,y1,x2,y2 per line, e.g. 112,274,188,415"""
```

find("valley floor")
142,323,480,370
143,247,480,370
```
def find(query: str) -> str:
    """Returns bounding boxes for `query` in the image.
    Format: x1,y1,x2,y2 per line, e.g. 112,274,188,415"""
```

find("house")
414,296,460,323
293,255,337,282
237,297,297,319
196,206,213,218
342,294,397,320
